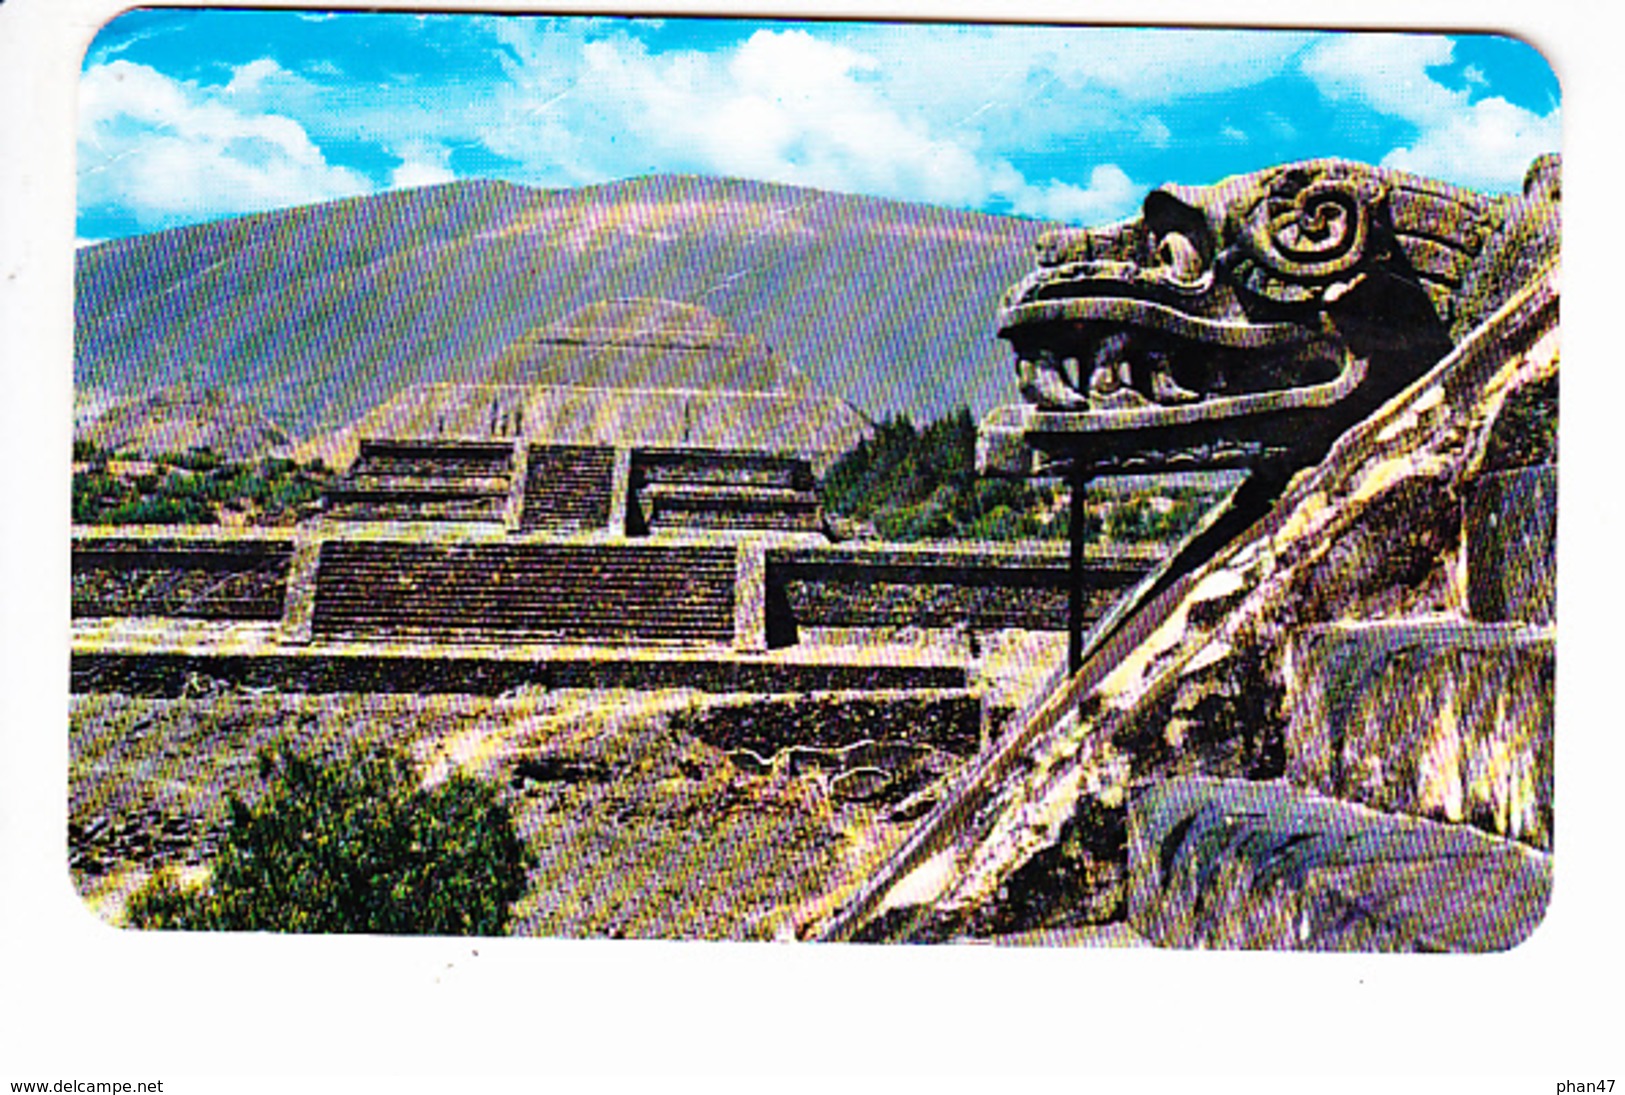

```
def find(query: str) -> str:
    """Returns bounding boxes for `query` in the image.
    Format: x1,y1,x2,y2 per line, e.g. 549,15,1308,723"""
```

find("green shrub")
161,448,224,472
128,747,530,935
100,494,212,525
71,453,333,525
823,407,1060,542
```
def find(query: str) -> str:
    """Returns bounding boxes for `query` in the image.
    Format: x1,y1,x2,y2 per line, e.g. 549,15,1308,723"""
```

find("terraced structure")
309,540,737,644
325,439,516,523
72,534,295,622
69,156,1558,949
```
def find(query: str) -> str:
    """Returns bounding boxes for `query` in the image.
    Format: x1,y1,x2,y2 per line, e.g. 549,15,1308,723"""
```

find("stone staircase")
308,539,736,643
71,538,293,621
811,262,1561,946
325,439,516,523
630,448,821,534
518,444,616,532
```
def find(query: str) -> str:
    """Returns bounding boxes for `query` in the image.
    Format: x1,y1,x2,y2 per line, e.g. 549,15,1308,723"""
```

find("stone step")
640,483,818,506
325,501,508,523
355,438,515,464
1126,776,1550,951
632,448,812,491
520,444,616,531
309,541,737,642
352,455,514,474
1285,619,1552,850
337,475,512,493
328,485,510,502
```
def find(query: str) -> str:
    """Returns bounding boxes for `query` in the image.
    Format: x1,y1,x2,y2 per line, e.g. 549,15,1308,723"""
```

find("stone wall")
766,544,1151,632
671,688,981,757
72,537,294,621
69,648,967,697
310,539,737,643
1285,620,1553,850
629,448,820,534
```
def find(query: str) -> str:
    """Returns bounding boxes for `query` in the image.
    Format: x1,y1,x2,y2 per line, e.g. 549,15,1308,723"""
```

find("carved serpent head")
998,156,1555,416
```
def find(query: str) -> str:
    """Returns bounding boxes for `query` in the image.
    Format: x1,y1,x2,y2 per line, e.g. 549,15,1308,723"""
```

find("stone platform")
69,619,969,697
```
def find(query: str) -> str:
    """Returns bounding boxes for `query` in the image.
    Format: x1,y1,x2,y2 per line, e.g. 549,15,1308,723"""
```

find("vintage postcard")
67,9,1559,952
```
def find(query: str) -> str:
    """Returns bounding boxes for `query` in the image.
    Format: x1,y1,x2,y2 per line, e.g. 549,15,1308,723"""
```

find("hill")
74,176,1053,442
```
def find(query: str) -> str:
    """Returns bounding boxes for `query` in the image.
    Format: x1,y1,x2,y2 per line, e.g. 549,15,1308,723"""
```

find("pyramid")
300,298,873,471
491,297,797,394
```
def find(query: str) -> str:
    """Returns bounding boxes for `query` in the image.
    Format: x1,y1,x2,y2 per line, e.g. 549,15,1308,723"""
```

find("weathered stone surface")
995,159,1496,420
69,647,967,697
1126,777,1551,951
767,542,1151,633
812,180,1559,942
672,688,981,757
1465,465,1556,625
979,157,1560,483
1286,620,1553,849
71,535,295,621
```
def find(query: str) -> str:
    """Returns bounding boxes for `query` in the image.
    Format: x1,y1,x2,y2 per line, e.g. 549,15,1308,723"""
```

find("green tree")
822,407,1053,542
128,747,530,936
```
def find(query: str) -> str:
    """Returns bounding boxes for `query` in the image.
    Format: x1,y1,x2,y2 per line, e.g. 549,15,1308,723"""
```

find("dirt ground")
68,686,925,939
66,626,1068,938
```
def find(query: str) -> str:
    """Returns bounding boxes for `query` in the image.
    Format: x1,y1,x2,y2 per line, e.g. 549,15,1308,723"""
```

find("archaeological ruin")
71,154,1558,950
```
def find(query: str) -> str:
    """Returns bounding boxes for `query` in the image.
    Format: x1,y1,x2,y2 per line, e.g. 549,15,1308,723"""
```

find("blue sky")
77,11,1562,244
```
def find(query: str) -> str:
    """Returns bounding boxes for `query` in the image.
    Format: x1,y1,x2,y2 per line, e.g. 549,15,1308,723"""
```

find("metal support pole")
1068,465,1087,675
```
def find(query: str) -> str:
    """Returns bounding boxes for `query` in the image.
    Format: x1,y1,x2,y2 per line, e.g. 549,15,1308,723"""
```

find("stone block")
1465,464,1556,624
975,405,1040,476
1126,777,1550,951
1286,620,1552,849
733,544,767,652
277,536,323,644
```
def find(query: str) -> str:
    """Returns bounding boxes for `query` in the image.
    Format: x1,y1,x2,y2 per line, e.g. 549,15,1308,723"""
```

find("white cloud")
552,30,998,207
1382,96,1562,191
1010,164,1142,225
1138,117,1172,149
390,142,457,190
1301,34,1560,192
1036,27,1316,102
79,60,370,228
224,58,285,98
480,25,1146,225
1302,34,1458,124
